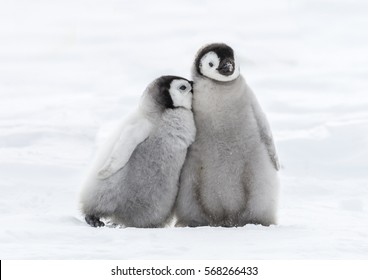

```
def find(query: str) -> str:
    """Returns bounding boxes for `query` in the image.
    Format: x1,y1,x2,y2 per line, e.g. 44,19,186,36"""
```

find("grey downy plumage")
175,43,280,227
80,76,196,228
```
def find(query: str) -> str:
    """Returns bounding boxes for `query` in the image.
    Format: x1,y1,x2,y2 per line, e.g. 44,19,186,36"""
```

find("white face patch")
169,79,193,110
199,51,240,82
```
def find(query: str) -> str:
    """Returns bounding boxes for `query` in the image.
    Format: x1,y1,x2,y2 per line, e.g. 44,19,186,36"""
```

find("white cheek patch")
200,52,220,77
200,51,240,82
169,79,193,110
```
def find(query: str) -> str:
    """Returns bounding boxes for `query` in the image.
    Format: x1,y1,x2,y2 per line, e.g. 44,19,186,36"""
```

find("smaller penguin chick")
79,76,196,228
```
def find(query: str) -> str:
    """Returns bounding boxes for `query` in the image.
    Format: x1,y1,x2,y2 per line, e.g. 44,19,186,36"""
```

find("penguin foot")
175,220,208,227
85,215,105,227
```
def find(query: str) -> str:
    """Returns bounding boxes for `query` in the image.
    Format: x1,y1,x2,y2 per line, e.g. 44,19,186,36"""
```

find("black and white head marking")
195,43,240,82
153,76,193,110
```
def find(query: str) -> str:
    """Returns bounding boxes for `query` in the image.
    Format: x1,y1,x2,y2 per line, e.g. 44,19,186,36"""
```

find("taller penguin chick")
80,76,195,228
175,43,280,227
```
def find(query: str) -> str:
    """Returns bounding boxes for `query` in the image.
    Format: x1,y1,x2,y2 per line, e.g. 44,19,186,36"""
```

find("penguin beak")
189,81,194,93
217,58,235,76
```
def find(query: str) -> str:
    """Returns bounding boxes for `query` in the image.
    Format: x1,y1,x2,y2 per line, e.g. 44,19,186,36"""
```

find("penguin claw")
85,215,105,227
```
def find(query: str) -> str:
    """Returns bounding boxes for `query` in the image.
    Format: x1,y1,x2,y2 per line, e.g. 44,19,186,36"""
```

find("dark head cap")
193,43,240,82
149,76,193,110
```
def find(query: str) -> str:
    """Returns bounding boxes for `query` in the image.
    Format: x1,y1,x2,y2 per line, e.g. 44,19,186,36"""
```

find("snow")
1,0,368,259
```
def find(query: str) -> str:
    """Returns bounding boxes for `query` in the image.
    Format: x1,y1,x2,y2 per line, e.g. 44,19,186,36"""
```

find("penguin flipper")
97,115,153,179
251,103,280,171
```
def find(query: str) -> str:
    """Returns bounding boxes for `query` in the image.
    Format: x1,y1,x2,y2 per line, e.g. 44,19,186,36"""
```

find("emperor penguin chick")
175,43,280,227
80,76,195,228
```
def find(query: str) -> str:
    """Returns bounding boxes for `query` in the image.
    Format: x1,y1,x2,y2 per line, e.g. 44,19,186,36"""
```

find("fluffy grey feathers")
80,44,280,229
175,43,280,227
80,76,195,228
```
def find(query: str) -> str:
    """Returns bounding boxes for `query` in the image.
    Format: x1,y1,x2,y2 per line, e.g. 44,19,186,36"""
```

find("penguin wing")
97,113,154,179
251,102,280,171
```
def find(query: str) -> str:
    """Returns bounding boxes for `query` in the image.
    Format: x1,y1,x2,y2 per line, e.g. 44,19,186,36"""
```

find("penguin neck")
139,93,165,123
193,74,246,100
192,74,250,120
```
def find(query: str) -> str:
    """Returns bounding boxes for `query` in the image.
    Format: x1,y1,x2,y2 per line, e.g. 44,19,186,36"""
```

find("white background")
0,0,368,259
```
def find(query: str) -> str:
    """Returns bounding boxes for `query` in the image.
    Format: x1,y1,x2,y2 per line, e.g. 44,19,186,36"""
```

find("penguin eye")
179,85,187,91
209,62,214,67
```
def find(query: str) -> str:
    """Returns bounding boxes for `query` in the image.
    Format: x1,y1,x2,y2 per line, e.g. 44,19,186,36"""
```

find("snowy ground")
1,0,368,259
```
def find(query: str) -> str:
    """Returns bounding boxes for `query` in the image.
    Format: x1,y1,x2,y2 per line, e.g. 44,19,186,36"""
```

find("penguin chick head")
194,43,240,82
150,76,193,111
